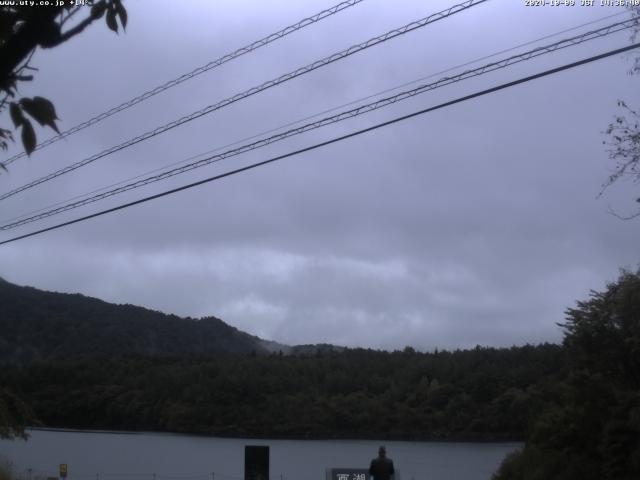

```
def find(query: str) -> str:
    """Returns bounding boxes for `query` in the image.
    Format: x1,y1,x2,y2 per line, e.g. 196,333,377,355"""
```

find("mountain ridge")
0,278,284,362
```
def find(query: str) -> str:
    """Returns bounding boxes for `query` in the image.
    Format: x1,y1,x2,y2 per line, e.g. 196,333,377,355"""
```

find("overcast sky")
1,0,639,351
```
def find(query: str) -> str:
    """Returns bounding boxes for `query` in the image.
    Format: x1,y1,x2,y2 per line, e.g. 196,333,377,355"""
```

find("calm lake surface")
0,429,520,480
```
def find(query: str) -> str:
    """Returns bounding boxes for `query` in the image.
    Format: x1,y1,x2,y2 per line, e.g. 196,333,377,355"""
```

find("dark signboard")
244,445,269,480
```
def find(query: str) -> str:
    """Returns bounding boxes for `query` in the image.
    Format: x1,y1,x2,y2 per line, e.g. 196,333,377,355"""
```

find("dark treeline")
493,270,640,480
1,344,564,441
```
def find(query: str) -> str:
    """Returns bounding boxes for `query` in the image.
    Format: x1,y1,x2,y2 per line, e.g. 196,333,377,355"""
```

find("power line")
0,0,366,167
0,0,488,202
1,42,638,247
1,17,636,231
2,17,634,228
3,9,627,227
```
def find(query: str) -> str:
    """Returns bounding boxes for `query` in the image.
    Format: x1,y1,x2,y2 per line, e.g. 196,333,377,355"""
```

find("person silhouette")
369,446,395,480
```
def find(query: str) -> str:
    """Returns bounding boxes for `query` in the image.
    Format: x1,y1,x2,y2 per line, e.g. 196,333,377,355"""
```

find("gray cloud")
1,0,639,351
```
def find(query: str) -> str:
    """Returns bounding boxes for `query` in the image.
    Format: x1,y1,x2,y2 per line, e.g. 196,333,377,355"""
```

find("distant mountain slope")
0,279,269,362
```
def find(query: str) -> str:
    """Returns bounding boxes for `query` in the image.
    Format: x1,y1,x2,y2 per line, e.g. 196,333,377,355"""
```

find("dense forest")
1,344,564,441
493,270,640,480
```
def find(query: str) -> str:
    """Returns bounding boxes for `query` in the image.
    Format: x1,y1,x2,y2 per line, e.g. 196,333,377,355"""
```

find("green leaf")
106,8,118,33
114,0,127,30
91,1,107,19
21,119,36,156
20,96,60,134
9,103,24,127
33,96,58,120
0,128,12,141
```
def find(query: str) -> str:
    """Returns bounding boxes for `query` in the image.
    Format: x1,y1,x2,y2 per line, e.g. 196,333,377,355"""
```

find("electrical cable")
2,9,628,226
0,0,488,202
0,0,366,167
1,17,636,231
1,42,638,247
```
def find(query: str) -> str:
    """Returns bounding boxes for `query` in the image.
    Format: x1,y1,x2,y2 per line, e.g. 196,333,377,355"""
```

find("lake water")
0,429,519,480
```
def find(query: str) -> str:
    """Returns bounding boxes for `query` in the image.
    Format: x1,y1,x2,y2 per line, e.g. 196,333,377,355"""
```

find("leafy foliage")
0,458,15,480
601,6,640,219
0,1,127,164
493,270,640,480
602,102,640,219
0,387,38,439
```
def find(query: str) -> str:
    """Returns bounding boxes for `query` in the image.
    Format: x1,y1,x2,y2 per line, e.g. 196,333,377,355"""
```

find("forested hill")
0,278,273,361
1,344,566,440
0,276,569,442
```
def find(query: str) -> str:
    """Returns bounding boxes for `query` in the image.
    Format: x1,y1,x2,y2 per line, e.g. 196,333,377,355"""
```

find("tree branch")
607,205,640,220
0,7,61,83
52,12,100,47
59,6,83,28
